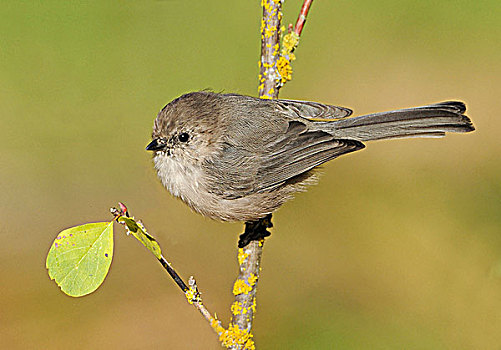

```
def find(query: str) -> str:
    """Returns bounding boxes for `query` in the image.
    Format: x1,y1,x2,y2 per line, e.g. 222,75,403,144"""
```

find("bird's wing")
203,116,364,199
271,98,353,121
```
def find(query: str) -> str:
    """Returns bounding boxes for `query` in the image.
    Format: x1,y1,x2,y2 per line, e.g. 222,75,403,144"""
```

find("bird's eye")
178,132,190,142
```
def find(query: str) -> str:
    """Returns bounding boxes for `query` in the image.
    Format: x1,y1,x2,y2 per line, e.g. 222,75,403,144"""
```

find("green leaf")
118,216,162,259
46,222,114,297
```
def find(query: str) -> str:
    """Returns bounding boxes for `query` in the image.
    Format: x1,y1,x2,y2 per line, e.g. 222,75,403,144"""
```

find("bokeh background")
1,1,500,349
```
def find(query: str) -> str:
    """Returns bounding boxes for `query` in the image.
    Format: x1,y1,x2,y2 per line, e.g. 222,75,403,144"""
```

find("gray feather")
272,98,353,119
322,101,474,141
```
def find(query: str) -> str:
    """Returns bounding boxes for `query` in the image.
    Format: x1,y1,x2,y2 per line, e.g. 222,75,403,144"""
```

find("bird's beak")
145,138,166,151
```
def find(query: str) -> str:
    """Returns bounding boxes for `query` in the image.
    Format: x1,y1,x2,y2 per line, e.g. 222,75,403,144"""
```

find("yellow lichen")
281,32,300,54
238,248,250,265
184,287,200,305
233,279,252,295
210,317,225,335
276,55,294,84
219,324,255,350
248,273,258,286
264,25,277,38
273,43,280,56
231,301,243,315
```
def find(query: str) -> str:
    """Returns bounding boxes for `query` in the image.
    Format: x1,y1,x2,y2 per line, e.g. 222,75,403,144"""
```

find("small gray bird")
146,91,474,223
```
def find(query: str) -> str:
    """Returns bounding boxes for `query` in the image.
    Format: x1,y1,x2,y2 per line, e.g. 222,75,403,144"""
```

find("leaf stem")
157,256,188,292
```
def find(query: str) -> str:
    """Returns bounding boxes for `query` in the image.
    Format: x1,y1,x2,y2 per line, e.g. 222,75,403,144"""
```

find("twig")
158,256,188,292
110,204,223,340
257,0,282,100
293,0,313,36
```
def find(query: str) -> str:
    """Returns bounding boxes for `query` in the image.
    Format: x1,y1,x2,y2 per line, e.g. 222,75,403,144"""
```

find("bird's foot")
238,214,273,248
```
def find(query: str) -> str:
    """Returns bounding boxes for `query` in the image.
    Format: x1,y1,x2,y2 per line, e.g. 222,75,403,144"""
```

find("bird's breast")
153,153,205,203
152,152,289,222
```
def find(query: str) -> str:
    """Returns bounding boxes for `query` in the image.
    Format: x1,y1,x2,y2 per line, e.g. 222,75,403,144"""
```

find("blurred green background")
1,1,500,349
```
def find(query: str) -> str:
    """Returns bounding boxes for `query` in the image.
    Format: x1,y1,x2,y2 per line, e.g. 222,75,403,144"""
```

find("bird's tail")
328,101,474,141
